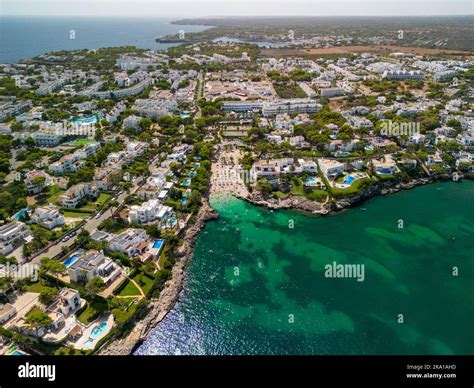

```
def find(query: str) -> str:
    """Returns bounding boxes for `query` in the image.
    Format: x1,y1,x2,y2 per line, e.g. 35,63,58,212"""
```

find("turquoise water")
136,181,474,355
152,239,164,249
64,254,79,268
72,115,100,124
90,322,107,339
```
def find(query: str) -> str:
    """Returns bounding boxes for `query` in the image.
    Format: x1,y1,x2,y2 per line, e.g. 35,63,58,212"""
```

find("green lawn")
73,139,96,146
77,300,108,325
76,193,112,211
46,188,66,205
305,190,329,202
273,191,288,198
132,273,154,295
290,177,305,196
63,210,91,218
96,193,111,205
25,281,45,293
117,280,141,297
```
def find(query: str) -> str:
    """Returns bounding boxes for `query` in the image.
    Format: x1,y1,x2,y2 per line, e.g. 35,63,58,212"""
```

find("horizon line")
1,13,473,18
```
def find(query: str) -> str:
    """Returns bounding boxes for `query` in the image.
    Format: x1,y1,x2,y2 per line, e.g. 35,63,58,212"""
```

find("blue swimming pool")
90,321,107,339
72,115,99,124
152,239,164,250
182,179,191,187
181,199,187,206
304,178,317,185
188,171,196,177
64,254,79,268
343,176,356,184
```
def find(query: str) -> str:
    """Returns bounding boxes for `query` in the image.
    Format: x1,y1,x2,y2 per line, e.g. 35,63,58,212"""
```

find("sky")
1,0,473,17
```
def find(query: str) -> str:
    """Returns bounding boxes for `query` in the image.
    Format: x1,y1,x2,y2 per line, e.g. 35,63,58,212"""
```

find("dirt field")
261,45,473,57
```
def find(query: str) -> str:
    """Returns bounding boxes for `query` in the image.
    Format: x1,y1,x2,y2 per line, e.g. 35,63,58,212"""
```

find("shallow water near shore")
135,181,474,355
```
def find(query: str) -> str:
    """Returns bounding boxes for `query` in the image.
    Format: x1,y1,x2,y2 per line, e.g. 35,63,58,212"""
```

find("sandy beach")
210,143,249,198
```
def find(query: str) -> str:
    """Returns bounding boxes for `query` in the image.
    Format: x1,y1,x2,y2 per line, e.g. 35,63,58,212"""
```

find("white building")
123,115,141,129
108,228,148,258
372,155,399,174
68,250,121,285
262,99,322,117
0,303,17,324
432,70,457,83
129,199,173,225
59,183,99,209
24,170,50,194
320,87,344,98
56,288,81,316
0,222,31,256
383,70,424,81
32,131,66,147
318,159,345,178
32,205,65,230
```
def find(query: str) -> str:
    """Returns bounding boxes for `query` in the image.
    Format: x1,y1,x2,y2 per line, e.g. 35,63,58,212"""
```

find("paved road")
19,179,141,273
194,72,204,119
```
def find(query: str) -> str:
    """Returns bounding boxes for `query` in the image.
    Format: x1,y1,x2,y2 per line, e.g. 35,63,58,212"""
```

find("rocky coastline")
99,173,472,355
99,199,218,355
237,173,473,216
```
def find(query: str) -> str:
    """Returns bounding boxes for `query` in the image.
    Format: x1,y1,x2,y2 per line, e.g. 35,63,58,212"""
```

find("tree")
10,121,24,132
25,308,52,337
189,189,202,207
85,277,106,295
0,276,14,294
161,230,178,246
138,118,152,132
76,230,91,247
39,286,58,305
40,258,66,285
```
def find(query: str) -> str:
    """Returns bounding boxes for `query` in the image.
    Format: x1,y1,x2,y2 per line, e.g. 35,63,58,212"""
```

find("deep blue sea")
0,16,209,63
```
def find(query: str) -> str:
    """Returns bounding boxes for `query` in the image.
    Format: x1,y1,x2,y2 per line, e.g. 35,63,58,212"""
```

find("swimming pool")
11,351,24,356
343,176,356,184
64,254,79,268
152,239,164,250
304,177,318,185
181,179,191,187
13,209,28,221
90,321,108,339
181,199,187,206
83,338,95,347
71,115,99,124
188,171,196,177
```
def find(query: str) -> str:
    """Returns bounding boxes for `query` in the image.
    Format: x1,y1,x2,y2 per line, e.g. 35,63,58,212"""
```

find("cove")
136,181,474,355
